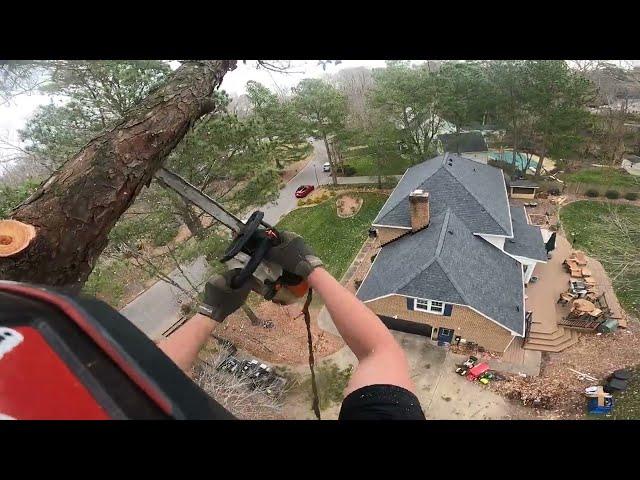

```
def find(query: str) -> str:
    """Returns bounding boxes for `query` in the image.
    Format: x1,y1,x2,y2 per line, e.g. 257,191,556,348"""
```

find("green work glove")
265,231,323,279
200,269,254,322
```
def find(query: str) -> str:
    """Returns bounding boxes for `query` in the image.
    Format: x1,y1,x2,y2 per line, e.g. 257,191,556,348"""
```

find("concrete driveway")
314,323,534,420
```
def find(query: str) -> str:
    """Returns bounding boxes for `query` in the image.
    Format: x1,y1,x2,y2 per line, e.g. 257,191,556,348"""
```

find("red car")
295,185,314,198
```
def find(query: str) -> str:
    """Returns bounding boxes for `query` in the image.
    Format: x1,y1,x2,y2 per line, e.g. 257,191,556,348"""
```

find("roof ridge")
394,210,450,293
377,156,445,219
434,212,471,306
435,209,451,257
444,158,508,234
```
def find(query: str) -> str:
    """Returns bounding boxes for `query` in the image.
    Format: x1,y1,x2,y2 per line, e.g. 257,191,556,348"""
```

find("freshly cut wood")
0,61,236,289
0,220,36,257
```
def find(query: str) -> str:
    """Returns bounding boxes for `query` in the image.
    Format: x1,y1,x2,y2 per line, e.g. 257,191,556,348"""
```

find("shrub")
585,189,600,197
605,190,620,199
341,165,357,177
624,192,638,201
297,199,306,206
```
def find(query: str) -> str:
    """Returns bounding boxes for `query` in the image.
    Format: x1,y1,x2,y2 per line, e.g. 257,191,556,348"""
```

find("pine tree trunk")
323,134,338,186
0,60,236,290
178,197,205,240
535,148,546,177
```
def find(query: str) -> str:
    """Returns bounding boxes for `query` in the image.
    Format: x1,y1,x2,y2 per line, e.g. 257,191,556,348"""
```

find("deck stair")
523,325,579,352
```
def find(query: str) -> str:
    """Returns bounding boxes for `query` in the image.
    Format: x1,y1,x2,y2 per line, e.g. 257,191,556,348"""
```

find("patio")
522,228,626,352
523,232,581,352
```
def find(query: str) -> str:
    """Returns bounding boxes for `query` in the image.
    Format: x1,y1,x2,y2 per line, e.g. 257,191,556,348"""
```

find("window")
414,298,445,315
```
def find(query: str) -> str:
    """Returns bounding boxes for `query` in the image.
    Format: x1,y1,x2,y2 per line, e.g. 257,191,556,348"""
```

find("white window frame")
414,298,445,315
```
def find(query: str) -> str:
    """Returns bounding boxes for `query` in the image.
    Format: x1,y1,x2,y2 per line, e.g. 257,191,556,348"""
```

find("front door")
437,327,454,343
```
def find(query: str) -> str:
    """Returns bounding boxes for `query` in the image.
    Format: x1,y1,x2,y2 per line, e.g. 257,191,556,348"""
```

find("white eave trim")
372,224,412,230
362,293,524,337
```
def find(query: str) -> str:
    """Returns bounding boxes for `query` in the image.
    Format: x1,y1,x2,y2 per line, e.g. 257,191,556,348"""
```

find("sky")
1,59,639,164
0,60,393,162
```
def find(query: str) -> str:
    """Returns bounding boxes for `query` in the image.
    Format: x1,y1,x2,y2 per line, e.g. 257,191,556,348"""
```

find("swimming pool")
488,150,538,172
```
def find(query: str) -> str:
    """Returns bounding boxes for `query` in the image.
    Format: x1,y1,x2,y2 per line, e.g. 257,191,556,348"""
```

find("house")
507,178,540,200
437,131,489,164
622,154,640,176
357,153,547,353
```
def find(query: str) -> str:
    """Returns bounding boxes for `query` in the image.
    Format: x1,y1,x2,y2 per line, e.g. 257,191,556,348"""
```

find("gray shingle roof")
374,154,513,236
504,206,548,262
438,132,488,153
359,210,525,335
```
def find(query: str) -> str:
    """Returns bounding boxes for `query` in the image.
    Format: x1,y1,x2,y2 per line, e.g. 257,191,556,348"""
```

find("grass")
297,361,353,411
342,152,412,177
561,168,640,190
276,192,388,279
83,258,146,308
608,366,640,419
560,200,640,317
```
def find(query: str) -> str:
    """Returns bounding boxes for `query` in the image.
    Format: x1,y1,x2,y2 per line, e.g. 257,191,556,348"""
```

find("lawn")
607,366,640,419
560,200,640,318
561,168,640,190
276,192,387,279
342,152,412,177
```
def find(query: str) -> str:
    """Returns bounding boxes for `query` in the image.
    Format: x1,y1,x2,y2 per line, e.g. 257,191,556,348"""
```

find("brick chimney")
409,189,430,232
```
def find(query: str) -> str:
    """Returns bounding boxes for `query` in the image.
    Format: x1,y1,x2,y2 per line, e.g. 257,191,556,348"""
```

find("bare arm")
157,313,215,374
307,267,415,395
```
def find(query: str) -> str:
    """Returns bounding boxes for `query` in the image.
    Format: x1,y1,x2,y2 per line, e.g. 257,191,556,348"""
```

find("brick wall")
365,294,515,352
377,227,409,246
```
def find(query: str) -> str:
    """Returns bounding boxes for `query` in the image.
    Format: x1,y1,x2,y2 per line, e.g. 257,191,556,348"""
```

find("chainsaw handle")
230,236,273,290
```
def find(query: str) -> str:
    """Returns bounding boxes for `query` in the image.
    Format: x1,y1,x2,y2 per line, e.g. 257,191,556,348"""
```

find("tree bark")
176,196,205,240
0,60,236,290
323,134,338,186
535,147,546,177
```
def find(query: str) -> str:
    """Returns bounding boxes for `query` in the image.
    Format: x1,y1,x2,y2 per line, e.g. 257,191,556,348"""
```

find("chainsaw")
154,168,309,306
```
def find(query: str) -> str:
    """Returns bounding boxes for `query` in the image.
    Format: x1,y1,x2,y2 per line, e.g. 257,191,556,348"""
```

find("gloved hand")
265,231,323,279
200,269,255,322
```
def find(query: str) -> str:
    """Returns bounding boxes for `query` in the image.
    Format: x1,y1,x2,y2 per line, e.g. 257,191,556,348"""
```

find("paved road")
120,256,210,340
259,140,329,225
121,140,329,338
120,140,403,338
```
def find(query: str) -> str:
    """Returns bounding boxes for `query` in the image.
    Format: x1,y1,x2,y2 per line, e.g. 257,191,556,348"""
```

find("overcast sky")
1,59,638,162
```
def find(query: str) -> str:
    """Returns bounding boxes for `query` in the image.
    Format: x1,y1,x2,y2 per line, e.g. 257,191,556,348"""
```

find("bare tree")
331,67,376,130
193,346,288,420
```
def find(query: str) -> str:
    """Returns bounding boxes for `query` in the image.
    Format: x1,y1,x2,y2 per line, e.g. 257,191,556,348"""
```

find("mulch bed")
212,301,344,365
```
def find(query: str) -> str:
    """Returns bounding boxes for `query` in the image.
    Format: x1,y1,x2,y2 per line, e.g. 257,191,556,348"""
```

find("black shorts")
338,384,426,420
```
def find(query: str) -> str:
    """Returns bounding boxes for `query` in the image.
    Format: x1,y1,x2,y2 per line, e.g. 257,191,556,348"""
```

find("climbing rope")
301,288,321,420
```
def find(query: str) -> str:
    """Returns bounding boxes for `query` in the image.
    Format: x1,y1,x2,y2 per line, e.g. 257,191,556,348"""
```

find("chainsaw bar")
154,167,245,233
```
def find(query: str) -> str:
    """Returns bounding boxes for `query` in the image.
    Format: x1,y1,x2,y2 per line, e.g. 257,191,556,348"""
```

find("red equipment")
467,362,490,381
0,281,234,420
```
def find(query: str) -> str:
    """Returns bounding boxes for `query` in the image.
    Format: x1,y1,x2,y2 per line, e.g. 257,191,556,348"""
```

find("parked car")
217,356,241,375
322,162,331,172
295,185,314,198
239,359,260,378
